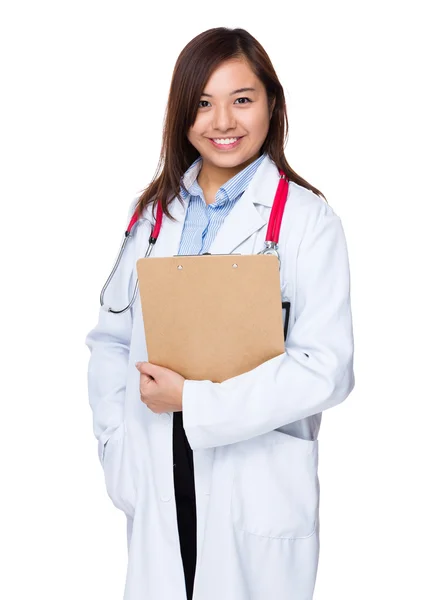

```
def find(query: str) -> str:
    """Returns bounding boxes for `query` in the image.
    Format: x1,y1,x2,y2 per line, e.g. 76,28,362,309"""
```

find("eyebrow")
200,87,257,98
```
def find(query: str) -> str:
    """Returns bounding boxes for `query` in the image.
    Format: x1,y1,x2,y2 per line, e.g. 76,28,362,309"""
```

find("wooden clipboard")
136,253,285,383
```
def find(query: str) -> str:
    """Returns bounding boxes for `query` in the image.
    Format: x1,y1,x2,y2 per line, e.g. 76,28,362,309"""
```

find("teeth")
212,137,239,145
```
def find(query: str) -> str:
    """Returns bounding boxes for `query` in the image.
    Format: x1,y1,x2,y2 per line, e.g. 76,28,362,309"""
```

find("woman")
85,27,355,600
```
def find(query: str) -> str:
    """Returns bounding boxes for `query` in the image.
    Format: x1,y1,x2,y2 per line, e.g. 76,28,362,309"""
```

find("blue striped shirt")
177,152,267,255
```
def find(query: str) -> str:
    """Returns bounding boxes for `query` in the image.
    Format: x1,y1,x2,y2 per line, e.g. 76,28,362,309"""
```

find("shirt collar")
180,152,267,205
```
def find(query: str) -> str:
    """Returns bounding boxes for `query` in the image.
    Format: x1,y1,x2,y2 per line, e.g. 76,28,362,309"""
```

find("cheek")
188,129,198,143
251,109,270,135
237,109,268,137
246,121,269,148
187,127,204,150
188,116,206,138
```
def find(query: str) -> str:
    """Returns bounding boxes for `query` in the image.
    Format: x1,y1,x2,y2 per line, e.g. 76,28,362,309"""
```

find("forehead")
203,59,259,92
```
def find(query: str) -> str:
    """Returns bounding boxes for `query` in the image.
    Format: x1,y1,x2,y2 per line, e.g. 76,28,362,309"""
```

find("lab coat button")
160,494,172,502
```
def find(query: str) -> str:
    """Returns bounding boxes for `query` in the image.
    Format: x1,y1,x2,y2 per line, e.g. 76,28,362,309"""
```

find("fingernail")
135,362,141,368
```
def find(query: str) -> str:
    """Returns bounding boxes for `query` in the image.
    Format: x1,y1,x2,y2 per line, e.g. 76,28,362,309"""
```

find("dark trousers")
173,411,197,600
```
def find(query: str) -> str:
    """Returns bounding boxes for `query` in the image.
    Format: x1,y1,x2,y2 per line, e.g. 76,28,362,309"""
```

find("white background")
1,1,427,598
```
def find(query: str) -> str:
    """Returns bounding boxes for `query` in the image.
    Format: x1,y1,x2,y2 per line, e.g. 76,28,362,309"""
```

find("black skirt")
172,411,197,600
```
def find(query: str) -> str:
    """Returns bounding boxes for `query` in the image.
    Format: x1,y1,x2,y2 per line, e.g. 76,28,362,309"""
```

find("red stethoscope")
100,168,289,314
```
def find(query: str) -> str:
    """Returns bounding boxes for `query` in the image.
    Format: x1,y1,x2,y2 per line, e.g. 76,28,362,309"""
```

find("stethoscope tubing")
100,169,289,314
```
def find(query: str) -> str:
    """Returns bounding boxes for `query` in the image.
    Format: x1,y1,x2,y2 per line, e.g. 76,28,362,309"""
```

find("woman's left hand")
135,361,185,413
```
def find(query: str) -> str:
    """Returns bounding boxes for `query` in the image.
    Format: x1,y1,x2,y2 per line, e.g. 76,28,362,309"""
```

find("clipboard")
136,253,285,383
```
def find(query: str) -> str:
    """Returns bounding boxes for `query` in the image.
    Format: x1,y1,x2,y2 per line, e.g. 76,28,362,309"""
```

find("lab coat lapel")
146,190,266,259
207,188,267,255
144,154,280,258
208,155,279,255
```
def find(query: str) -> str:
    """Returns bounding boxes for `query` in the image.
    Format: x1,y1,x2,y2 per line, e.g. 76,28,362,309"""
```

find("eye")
234,97,252,104
197,97,253,109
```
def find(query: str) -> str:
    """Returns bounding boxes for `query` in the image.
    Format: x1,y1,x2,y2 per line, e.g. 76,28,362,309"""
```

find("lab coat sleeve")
85,198,138,466
182,200,355,450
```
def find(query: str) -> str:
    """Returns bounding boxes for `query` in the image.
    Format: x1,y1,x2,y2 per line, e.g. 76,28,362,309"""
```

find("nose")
211,104,237,133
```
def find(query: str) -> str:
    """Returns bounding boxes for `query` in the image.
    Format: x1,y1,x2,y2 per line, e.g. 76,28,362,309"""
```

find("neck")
197,151,262,191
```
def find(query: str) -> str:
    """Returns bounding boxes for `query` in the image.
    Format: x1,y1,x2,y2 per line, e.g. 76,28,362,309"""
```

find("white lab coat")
85,154,355,600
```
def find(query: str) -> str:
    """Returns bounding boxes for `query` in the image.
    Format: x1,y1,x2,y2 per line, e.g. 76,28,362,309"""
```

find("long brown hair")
136,27,326,222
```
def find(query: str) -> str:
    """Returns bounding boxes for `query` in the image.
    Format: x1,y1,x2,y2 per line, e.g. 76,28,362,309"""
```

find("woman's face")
187,58,273,169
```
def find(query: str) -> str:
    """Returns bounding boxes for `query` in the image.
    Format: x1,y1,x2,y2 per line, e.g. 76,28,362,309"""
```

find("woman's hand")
135,361,185,413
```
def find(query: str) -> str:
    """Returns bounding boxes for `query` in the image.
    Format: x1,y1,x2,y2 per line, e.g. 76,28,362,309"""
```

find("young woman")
85,27,355,600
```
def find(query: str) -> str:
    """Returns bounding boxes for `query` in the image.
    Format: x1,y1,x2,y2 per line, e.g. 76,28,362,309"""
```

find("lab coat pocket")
231,431,319,539
102,422,137,519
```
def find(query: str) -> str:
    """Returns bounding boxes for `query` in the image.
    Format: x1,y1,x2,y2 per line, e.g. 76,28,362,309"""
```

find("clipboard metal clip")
282,300,291,342
172,253,242,257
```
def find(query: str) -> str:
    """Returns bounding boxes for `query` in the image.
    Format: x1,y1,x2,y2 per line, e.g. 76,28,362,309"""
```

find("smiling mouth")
209,136,243,142
207,136,244,149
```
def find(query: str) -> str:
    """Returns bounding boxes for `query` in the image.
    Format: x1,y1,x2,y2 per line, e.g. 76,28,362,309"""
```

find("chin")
204,146,251,162
207,154,245,168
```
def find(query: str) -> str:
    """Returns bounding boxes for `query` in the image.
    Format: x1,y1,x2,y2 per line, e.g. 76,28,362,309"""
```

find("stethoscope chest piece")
258,241,281,268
